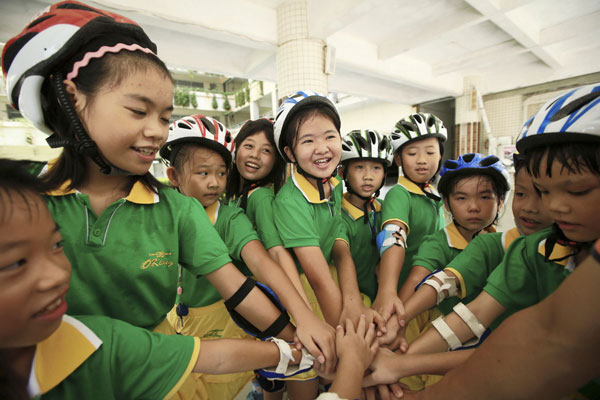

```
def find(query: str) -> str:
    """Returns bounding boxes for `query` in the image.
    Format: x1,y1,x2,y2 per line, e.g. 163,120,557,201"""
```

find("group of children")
1,1,599,400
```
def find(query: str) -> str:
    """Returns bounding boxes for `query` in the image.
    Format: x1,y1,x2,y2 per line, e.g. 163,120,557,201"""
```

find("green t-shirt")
336,194,382,301
45,182,231,330
411,222,470,314
381,176,444,286
446,227,521,300
274,167,343,272
34,314,198,400
181,201,259,307
484,227,576,318
244,186,284,250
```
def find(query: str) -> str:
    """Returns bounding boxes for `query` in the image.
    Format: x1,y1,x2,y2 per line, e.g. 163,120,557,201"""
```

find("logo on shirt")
203,329,223,339
140,251,174,269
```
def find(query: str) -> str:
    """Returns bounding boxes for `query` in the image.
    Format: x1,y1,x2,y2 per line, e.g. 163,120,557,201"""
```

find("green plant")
174,88,190,107
212,94,218,110
223,95,231,111
244,87,250,103
190,91,198,108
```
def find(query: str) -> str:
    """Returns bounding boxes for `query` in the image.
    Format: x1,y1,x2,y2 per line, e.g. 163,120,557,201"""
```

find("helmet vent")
413,114,423,124
426,116,436,127
178,122,192,130
479,155,500,167
401,121,415,132
462,153,476,163
26,15,54,29
368,130,377,144
443,160,459,169
356,135,368,149
550,91,600,122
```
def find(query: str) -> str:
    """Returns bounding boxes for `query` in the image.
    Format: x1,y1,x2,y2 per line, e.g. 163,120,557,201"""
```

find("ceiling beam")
463,0,562,68
377,7,486,60
539,10,600,46
308,0,375,39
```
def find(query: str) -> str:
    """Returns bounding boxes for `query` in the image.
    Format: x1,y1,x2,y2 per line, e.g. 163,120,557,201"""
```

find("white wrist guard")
258,337,315,380
431,316,462,350
377,224,407,256
453,303,486,339
423,271,458,305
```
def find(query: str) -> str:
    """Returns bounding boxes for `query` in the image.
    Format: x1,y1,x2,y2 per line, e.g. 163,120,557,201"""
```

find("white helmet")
341,129,393,167
516,83,600,153
273,90,340,163
390,112,447,153
160,115,235,165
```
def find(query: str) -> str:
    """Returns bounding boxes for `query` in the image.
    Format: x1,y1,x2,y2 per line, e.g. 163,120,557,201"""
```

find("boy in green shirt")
0,159,306,400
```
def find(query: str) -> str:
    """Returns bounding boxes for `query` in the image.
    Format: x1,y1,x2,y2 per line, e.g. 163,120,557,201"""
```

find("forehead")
348,159,384,168
453,175,493,192
0,190,48,230
404,137,439,150
298,114,337,135
242,131,271,145
102,68,173,107
189,146,227,165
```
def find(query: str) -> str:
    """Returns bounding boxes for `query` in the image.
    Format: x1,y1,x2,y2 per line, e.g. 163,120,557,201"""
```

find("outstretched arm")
268,245,311,307
407,246,600,400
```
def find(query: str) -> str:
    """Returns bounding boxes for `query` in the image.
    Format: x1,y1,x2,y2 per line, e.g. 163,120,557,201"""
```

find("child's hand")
339,299,387,337
379,317,409,352
336,315,379,371
362,383,406,400
294,313,337,375
362,348,413,387
372,292,406,328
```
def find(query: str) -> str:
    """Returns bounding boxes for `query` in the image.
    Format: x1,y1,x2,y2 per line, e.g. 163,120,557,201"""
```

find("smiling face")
284,113,342,181
67,67,174,175
512,168,553,235
343,159,386,200
444,176,501,238
0,191,71,349
236,131,276,182
396,137,441,183
532,154,600,243
167,146,227,208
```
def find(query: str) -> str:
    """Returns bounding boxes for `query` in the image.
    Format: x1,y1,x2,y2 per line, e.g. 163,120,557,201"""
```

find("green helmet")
390,113,447,153
341,129,393,166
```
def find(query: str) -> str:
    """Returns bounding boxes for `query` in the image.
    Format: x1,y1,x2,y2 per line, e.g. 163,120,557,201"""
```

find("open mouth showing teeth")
133,147,155,156
315,159,330,165
246,162,259,169
35,297,62,317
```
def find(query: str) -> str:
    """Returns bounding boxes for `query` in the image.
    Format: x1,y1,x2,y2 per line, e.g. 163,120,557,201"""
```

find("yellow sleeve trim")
381,218,410,236
163,337,201,400
444,267,466,299
335,237,350,246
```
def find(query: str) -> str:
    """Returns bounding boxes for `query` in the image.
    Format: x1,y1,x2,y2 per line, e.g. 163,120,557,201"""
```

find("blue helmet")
438,153,510,199
516,83,600,153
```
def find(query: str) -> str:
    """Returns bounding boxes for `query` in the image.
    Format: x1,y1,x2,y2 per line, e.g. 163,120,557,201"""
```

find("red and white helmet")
160,115,235,165
1,0,156,134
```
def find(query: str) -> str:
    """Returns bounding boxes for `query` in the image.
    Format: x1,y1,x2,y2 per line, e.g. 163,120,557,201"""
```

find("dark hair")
170,142,229,173
525,142,600,178
226,119,286,199
40,51,172,192
440,171,508,205
284,105,340,155
0,159,53,224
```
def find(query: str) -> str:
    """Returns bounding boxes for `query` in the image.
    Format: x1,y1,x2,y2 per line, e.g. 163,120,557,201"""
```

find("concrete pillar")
455,76,485,155
276,0,327,100
249,100,260,120
271,90,279,118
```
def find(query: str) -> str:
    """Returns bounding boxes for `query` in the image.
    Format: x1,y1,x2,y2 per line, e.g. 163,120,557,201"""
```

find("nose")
37,253,71,292
547,193,570,216
207,173,219,188
468,199,481,212
315,138,328,154
145,117,169,142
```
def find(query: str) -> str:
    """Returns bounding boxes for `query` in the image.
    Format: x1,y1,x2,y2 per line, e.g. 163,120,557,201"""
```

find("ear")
337,164,346,179
62,79,87,113
166,166,180,188
283,146,296,163
443,197,452,213
393,152,402,167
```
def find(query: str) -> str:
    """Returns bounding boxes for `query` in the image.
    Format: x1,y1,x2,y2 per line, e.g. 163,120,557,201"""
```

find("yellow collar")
291,166,340,204
538,239,576,270
341,192,381,220
28,315,102,397
502,227,522,250
204,201,221,225
46,180,158,204
397,176,440,198
444,222,470,250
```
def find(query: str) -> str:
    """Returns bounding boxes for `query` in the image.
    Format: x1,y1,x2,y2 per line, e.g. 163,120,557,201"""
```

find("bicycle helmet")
2,0,156,135
160,115,235,166
438,153,510,200
273,90,340,163
390,112,447,153
516,84,600,153
341,129,393,166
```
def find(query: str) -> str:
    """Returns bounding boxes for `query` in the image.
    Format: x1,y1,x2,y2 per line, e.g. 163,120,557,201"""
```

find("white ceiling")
1,0,600,105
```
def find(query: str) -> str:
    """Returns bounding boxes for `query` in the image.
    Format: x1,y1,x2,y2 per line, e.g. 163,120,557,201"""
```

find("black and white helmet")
390,113,447,153
341,129,393,166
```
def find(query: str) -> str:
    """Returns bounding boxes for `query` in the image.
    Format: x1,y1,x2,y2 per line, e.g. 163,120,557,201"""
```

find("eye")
427,152,436,155
515,191,526,198
218,172,227,177
355,165,364,170
326,134,338,140
244,144,253,149
568,189,591,196
128,108,146,116
0,259,26,272
262,148,271,154
301,139,313,145
51,239,64,251
161,117,170,124
197,171,208,176
407,153,417,157
373,165,382,170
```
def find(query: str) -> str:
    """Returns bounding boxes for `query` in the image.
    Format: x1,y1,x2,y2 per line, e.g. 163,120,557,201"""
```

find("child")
394,152,553,353
0,158,308,399
161,114,333,399
334,129,393,328
273,90,344,327
372,113,447,324
1,2,297,393
405,83,600,386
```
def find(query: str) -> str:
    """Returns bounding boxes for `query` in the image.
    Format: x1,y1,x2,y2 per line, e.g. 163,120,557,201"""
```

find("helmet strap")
296,162,331,201
544,223,592,263
51,74,133,176
239,179,267,211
